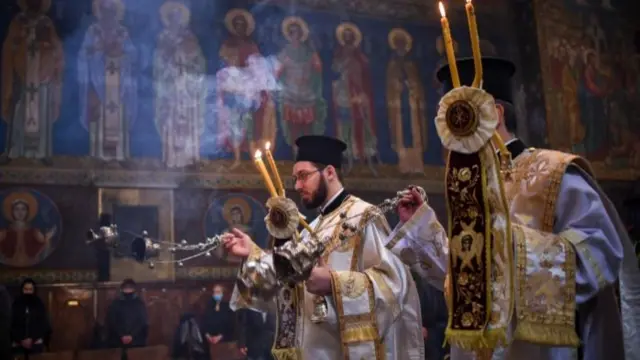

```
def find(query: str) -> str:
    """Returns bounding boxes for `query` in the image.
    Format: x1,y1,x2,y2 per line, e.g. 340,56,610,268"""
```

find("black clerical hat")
295,135,347,168
436,57,516,103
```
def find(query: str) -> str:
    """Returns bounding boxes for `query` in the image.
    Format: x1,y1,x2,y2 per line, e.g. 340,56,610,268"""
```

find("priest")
386,57,640,360
223,135,424,360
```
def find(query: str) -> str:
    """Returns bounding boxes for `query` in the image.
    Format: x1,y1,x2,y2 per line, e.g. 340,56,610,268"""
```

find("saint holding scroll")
223,135,424,359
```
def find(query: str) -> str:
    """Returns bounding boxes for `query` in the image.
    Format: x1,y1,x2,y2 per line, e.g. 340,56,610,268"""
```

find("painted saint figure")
0,191,56,268
1,0,64,159
154,1,205,168
331,22,378,176
216,9,276,170
578,49,610,158
276,16,327,155
78,0,137,161
386,28,427,174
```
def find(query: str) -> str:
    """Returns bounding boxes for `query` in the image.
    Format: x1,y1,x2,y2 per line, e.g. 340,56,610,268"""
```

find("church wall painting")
0,0,518,185
534,0,640,180
0,187,61,267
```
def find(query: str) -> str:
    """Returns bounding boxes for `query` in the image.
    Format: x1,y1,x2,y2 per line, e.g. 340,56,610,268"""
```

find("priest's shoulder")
347,196,385,225
527,148,595,178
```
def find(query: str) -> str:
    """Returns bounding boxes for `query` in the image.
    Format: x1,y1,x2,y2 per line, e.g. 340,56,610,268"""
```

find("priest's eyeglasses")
292,168,323,183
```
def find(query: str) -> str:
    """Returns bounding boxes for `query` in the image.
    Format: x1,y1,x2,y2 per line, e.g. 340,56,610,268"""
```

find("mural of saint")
216,9,276,170
0,189,60,268
204,194,267,264
276,16,327,154
1,0,64,160
578,49,611,158
153,1,205,168
386,28,427,174
332,22,378,176
78,0,137,161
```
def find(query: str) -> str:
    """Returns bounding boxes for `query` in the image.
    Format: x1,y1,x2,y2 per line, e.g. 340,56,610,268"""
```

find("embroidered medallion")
446,99,479,137
339,271,368,299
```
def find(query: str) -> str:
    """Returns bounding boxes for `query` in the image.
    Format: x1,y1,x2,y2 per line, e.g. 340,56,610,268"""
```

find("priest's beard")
301,174,328,210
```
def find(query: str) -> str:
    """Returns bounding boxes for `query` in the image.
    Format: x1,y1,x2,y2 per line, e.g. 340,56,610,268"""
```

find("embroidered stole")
444,145,512,350
504,149,583,347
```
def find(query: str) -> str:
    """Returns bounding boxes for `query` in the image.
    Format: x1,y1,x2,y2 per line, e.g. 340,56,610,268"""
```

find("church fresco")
534,0,640,179
0,187,61,267
0,0,515,187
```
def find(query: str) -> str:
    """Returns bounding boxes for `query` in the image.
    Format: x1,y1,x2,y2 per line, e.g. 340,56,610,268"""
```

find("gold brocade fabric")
445,145,510,350
503,149,588,347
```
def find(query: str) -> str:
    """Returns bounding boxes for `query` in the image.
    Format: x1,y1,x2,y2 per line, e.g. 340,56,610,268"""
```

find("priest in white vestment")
223,135,424,360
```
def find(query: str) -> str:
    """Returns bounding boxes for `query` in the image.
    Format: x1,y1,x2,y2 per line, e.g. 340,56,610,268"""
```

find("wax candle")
254,150,278,197
465,0,483,87
264,142,285,196
439,2,461,88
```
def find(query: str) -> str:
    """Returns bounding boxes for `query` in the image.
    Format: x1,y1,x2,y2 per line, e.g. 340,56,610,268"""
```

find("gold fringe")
445,327,508,351
513,321,580,347
272,348,303,360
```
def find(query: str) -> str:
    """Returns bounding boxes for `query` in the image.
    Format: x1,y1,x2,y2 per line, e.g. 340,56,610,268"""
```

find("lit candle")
254,150,278,197
439,2,461,88
465,0,483,87
264,142,285,196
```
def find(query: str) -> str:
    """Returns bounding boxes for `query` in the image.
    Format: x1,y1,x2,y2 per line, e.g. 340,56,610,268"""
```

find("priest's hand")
305,258,333,296
222,228,253,259
397,186,426,223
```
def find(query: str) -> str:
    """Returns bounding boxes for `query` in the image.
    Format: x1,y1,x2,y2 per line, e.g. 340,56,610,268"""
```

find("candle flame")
255,150,262,159
265,141,271,150
466,0,472,3
439,2,446,17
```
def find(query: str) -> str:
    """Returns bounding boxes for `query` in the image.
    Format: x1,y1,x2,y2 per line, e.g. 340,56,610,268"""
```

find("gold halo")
336,22,362,47
160,1,191,28
3,191,39,222
388,28,412,52
222,197,252,225
281,16,309,43
18,0,52,13
92,0,125,21
445,100,479,137
224,8,255,36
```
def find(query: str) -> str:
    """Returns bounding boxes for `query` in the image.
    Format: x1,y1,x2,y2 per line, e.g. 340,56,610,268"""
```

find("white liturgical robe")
231,193,424,360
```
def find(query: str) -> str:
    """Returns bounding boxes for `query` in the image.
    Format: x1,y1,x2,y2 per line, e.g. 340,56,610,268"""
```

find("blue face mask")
213,294,223,302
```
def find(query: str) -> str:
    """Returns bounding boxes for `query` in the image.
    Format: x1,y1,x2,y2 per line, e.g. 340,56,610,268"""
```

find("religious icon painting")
2,0,64,160
203,193,268,263
0,188,62,268
216,8,277,170
386,28,428,175
154,0,206,169
277,16,327,153
332,22,380,177
78,0,137,161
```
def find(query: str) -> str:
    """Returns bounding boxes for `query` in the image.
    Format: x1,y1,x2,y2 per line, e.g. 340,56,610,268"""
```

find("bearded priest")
223,135,424,360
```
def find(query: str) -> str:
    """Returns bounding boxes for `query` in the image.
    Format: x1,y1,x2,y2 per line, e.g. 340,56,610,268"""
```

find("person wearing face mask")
105,279,148,354
201,284,235,355
11,278,51,357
